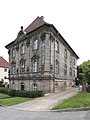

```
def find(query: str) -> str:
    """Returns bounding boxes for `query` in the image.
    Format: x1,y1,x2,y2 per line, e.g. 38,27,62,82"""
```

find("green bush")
86,85,90,92
0,87,8,94
15,90,28,97
15,90,44,98
8,89,16,97
0,87,44,98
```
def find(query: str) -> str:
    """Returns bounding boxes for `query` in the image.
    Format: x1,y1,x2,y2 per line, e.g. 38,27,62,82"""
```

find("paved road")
0,107,90,120
10,88,78,111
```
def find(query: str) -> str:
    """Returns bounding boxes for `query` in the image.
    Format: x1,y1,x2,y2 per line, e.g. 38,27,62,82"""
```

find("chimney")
40,16,44,20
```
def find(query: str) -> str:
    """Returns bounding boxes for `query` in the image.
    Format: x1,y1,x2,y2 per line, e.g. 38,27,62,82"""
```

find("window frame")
69,67,72,76
21,44,25,55
64,49,67,62
33,39,38,50
32,59,38,72
55,40,59,52
21,61,25,73
12,48,16,58
64,64,67,76
55,59,59,74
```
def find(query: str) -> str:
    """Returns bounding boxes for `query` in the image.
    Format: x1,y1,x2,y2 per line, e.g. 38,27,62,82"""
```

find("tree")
79,60,90,92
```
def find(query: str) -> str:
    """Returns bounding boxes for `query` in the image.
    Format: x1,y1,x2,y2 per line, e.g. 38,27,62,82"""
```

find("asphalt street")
0,107,90,120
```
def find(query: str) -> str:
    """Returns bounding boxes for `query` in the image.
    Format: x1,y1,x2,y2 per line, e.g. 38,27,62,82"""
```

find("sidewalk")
10,87,79,111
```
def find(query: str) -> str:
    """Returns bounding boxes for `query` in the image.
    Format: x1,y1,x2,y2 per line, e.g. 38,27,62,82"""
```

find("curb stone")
51,107,90,112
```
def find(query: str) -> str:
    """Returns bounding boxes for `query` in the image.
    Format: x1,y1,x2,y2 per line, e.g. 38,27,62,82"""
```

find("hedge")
0,87,8,94
0,87,44,98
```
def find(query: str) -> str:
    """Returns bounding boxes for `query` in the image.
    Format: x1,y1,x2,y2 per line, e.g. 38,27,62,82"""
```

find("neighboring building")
5,16,79,93
0,56,9,84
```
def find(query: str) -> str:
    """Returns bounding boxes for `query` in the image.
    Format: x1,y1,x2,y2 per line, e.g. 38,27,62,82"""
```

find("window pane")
21,45,25,54
12,49,15,58
55,41,59,52
33,39,38,50
33,59,37,72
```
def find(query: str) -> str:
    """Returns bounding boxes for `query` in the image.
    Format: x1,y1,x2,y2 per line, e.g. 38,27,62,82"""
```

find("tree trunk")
82,80,87,92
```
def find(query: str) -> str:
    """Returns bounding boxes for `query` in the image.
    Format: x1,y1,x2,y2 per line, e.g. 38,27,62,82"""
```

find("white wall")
0,67,9,83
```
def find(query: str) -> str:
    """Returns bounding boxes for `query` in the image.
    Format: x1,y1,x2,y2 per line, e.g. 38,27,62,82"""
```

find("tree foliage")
79,60,90,92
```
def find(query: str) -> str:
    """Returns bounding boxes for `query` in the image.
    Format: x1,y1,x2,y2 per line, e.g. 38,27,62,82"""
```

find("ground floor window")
21,83,25,90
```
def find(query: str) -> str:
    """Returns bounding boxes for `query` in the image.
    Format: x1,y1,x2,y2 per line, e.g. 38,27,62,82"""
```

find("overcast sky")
0,0,90,65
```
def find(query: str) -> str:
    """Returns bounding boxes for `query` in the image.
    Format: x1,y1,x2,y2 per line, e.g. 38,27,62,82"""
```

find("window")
64,49,67,62
21,44,25,54
4,76,7,79
33,39,38,50
70,54,72,65
4,68,7,72
55,40,59,52
74,58,76,66
33,83,37,91
69,67,72,76
73,70,75,77
64,64,67,76
32,59,38,72
12,48,15,58
12,65,16,74
55,59,59,73
21,61,25,73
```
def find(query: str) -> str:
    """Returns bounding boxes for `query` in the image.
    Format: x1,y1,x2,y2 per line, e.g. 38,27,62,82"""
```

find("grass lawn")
53,92,90,110
0,93,33,106
0,93,10,99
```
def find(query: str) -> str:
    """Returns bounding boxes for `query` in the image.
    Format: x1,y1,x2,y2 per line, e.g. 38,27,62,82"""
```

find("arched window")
33,39,38,50
55,59,59,73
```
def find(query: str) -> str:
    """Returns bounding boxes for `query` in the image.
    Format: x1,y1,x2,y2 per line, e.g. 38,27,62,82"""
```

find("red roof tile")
25,16,49,33
0,57,9,68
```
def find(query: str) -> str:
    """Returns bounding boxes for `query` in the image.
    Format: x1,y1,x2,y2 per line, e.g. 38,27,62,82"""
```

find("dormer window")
33,39,38,50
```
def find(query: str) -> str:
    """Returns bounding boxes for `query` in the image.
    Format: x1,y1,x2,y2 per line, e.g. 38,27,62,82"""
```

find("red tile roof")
25,16,49,33
0,57,9,68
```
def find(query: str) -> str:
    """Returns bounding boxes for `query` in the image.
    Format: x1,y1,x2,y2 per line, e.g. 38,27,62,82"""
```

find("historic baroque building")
5,16,79,93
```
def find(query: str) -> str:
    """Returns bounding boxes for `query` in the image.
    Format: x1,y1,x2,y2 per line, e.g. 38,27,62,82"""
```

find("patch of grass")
53,92,90,110
0,93,10,99
0,97,33,106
